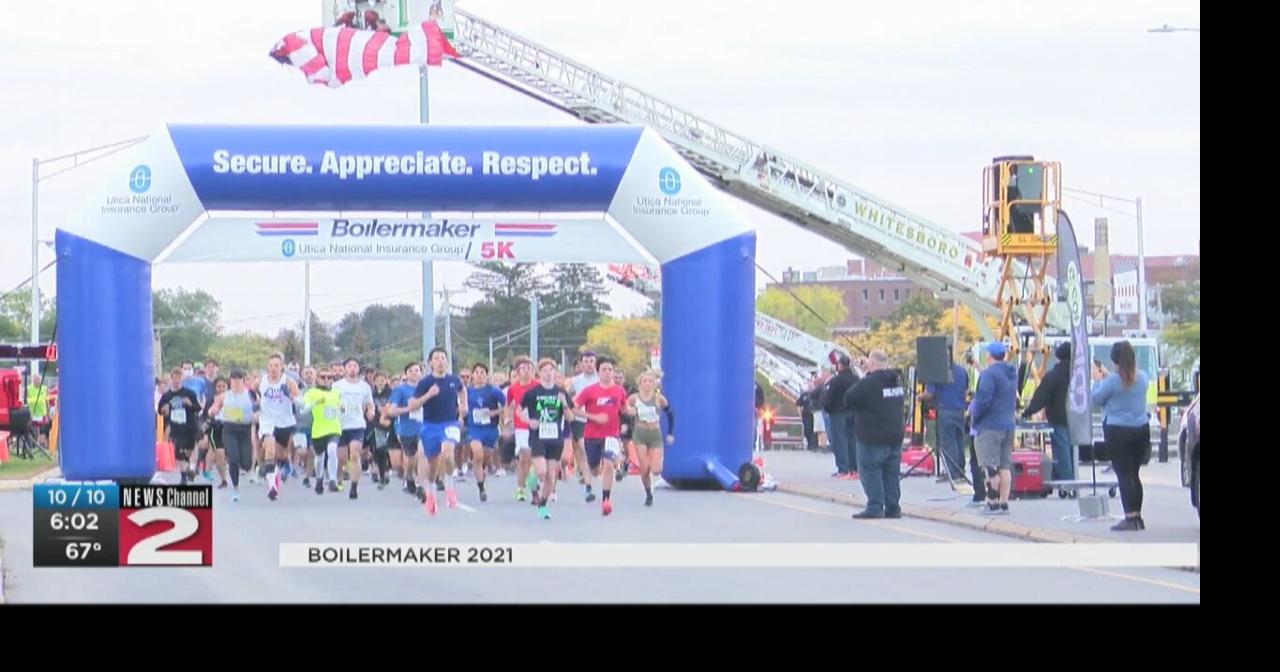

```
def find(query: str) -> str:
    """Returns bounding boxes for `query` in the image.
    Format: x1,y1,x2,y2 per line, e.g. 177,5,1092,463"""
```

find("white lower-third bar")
279,543,1199,568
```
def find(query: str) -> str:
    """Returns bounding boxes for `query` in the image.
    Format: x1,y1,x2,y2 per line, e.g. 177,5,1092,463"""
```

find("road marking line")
1070,566,1200,594
732,494,965,543
458,503,477,513
735,494,1201,594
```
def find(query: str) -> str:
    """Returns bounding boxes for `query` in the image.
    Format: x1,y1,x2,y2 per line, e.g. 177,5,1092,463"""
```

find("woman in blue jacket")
1092,341,1151,532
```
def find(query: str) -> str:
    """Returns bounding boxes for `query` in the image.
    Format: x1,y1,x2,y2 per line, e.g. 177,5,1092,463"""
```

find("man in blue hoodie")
972,342,1018,513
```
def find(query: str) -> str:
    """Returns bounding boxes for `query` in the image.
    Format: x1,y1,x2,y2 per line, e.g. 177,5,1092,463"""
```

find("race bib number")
409,408,423,422
604,437,622,461
638,406,659,423
323,406,339,421
472,408,492,425
538,422,560,440
169,407,187,424
292,433,308,449
444,426,462,443
224,407,245,423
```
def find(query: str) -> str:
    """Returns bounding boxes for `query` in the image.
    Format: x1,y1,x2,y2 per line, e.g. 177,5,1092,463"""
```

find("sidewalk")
764,449,1200,545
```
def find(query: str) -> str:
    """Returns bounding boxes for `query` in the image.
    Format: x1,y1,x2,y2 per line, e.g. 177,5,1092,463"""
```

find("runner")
334,357,375,500
453,368,474,482
494,366,514,477
505,356,539,501
464,363,504,503
207,370,256,502
258,353,301,501
390,347,467,516
205,377,229,489
626,370,676,507
575,357,628,516
387,362,425,496
519,359,576,520
615,369,637,482
295,366,316,487
301,369,343,495
370,371,397,489
568,352,599,494
246,369,263,484
157,367,202,484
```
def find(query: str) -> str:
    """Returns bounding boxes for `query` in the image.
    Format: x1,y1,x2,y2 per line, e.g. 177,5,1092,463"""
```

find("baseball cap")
986,342,1008,359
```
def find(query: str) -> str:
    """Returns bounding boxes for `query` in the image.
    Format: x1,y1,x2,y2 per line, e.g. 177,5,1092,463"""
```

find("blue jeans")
937,409,966,478
856,440,902,516
827,411,853,474
1050,425,1075,481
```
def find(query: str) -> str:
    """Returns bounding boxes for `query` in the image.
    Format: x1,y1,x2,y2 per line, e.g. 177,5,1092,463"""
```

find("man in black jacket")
843,350,907,519
823,355,860,478
1022,341,1075,481
796,375,819,451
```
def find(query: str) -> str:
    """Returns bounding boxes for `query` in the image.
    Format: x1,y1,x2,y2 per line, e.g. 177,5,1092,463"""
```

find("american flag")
270,21,459,89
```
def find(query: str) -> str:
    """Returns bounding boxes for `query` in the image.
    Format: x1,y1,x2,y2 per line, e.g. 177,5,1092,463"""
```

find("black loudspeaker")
916,337,952,384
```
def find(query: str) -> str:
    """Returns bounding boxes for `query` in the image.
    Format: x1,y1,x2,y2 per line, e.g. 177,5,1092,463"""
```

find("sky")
0,0,1200,337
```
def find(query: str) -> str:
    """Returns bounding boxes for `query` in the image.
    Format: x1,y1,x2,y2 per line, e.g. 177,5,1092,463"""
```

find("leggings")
1105,424,1149,515
222,425,253,488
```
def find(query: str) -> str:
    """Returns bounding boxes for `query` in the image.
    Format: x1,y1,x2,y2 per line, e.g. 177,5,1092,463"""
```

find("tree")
153,288,221,367
849,315,939,370
886,294,945,332
756,285,848,340
461,263,552,359
303,311,338,365
938,303,999,354
1164,322,1200,379
582,318,660,376
464,263,548,302
0,293,56,342
275,328,303,365
206,332,278,371
537,264,610,356
333,303,422,360
349,327,368,362
1160,280,1200,325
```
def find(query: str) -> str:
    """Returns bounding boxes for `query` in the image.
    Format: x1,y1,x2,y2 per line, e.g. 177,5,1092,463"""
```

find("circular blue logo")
281,239,296,258
658,167,682,195
129,165,152,194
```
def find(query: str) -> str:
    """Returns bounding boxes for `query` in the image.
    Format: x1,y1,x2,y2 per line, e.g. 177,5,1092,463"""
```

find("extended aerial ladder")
449,9,1070,338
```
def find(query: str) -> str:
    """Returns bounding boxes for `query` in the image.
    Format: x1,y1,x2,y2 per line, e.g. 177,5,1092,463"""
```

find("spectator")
1022,342,1074,481
822,355,860,479
796,376,818,451
972,342,1018,514
965,395,986,507
1092,341,1151,532
920,353,969,481
844,350,907,519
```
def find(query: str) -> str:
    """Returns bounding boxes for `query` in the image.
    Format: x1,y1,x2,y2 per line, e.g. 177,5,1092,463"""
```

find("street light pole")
1136,197,1147,331
1063,187,1148,331
30,136,148,364
420,65,436,362
31,158,39,347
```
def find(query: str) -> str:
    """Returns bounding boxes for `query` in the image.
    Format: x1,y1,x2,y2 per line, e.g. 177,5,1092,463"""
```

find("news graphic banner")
280,543,1201,568
33,484,214,568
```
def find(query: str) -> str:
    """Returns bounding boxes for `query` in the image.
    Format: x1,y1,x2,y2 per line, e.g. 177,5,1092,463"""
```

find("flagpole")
420,65,436,362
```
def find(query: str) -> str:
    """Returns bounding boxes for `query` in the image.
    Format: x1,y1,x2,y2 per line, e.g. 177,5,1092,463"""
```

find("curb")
776,481,1114,545
0,467,62,493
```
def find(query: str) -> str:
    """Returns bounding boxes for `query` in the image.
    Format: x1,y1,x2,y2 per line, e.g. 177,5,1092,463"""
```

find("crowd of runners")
156,350,675,519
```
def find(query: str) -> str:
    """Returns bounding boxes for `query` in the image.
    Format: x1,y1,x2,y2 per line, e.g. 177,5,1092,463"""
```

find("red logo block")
117,486,213,566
